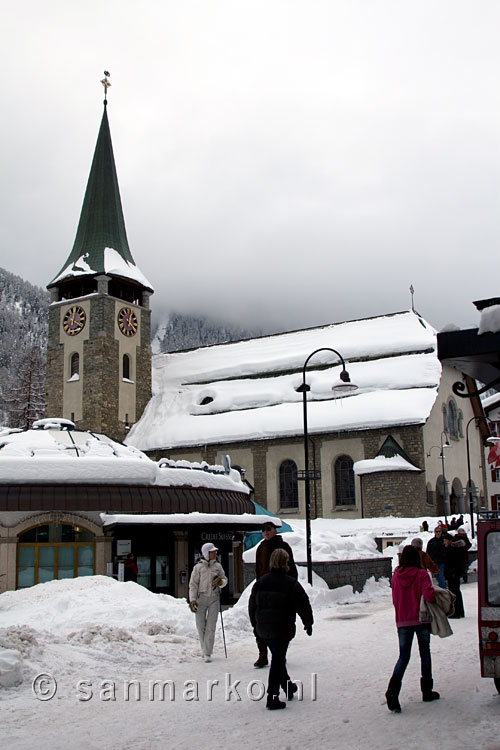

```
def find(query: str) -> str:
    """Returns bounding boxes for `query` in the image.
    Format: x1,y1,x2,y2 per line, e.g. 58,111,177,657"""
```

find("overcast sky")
1,1,499,335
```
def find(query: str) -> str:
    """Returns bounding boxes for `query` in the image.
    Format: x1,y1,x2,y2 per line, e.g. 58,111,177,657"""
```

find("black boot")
385,676,402,713
421,677,440,702
286,681,298,700
254,640,268,668
266,695,286,710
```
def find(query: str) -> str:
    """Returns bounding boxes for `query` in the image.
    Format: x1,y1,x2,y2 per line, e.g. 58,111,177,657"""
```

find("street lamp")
297,347,357,585
466,416,500,538
427,431,450,525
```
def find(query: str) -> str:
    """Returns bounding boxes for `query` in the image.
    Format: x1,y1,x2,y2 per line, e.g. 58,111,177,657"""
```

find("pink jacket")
391,566,436,627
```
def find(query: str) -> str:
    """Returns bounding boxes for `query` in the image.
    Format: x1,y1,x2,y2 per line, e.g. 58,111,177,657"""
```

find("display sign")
201,532,234,541
117,539,131,556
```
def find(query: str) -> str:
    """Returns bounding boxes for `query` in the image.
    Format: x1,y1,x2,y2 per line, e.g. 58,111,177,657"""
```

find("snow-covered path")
1,582,498,750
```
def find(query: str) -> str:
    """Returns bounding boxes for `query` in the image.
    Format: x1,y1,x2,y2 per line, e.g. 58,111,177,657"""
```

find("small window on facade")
279,460,299,509
448,399,458,438
426,483,433,505
442,404,448,432
70,353,79,378
335,455,355,506
123,354,130,380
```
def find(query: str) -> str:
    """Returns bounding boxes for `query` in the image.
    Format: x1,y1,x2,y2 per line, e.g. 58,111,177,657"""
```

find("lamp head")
332,369,358,393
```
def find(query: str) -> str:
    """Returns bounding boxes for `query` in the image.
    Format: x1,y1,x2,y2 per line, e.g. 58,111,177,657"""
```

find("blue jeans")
392,624,432,681
436,563,446,589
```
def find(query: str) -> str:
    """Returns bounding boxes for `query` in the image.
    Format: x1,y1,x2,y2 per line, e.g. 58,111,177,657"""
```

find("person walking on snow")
249,548,313,710
385,545,440,713
188,543,227,662
253,521,298,668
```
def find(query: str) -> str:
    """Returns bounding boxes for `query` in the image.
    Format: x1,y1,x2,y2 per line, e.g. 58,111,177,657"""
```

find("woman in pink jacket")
385,545,440,712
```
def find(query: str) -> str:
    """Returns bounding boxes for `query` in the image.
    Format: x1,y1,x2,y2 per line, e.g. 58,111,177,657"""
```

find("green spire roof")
49,105,152,291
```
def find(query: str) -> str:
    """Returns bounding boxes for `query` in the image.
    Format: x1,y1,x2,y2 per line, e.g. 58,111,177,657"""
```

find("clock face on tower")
118,307,138,337
63,305,86,336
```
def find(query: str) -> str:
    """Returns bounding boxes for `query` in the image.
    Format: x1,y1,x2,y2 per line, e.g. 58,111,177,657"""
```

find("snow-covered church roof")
127,311,442,452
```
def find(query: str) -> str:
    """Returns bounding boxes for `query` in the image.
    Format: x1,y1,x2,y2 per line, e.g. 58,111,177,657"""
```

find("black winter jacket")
248,569,313,641
426,536,446,565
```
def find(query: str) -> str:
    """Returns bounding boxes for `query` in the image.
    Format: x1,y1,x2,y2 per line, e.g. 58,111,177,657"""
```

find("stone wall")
45,306,65,418
244,557,392,592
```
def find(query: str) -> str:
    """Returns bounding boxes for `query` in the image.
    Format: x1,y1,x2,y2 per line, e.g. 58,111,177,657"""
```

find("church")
42,81,489,525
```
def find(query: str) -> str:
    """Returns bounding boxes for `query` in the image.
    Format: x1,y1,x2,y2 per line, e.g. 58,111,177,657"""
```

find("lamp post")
427,431,450,525
465,416,499,539
297,347,357,585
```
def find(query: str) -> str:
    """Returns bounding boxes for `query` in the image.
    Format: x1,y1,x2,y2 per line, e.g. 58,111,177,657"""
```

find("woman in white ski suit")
188,543,227,661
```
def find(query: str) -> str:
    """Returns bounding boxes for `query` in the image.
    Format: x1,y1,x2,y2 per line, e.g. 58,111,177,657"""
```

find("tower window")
123,354,131,380
69,353,80,380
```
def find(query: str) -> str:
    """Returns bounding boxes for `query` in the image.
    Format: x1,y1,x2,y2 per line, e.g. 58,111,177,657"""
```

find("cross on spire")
101,70,111,105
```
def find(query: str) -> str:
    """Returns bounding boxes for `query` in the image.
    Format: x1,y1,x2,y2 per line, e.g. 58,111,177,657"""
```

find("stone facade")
244,557,392,592
45,294,152,443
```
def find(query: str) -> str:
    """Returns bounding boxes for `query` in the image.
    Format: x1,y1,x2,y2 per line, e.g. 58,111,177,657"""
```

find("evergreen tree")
3,345,46,429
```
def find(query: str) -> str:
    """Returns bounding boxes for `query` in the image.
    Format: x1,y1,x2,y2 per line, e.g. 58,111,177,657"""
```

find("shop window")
279,460,299,509
335,455,355,506
17,523,95,589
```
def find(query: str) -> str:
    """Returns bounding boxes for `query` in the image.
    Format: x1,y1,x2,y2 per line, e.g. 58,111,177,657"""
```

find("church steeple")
48,75,152,300
45,73,153,441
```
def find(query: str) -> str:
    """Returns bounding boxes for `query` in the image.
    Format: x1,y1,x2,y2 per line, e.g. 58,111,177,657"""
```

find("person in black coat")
443,533,465,618
249,548,313,710
253,521,298,668
456,527,472,582
426,527,446,588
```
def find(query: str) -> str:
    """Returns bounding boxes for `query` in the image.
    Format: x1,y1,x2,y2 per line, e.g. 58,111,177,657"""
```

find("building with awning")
0,419,273,599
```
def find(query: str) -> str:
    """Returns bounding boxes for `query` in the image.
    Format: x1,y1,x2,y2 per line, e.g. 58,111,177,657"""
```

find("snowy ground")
1,572,498,750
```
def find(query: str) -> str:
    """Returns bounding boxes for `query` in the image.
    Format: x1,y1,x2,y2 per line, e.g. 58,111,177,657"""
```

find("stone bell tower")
45,73,153,441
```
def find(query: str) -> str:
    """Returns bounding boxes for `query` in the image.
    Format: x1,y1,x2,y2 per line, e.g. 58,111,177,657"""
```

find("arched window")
123,354,130,380
279,460,299,509
17,523,95,589
442,404,448,432
447,399,458,438
334,455,355,506
70,352,79,378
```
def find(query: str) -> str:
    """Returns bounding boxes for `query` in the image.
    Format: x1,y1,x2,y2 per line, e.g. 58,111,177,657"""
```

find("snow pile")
0,576,196,638
478,304,500,335
0,648,23,687
353,455,420,474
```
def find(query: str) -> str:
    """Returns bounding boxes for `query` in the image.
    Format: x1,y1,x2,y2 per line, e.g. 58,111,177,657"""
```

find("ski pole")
219,597,228,659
